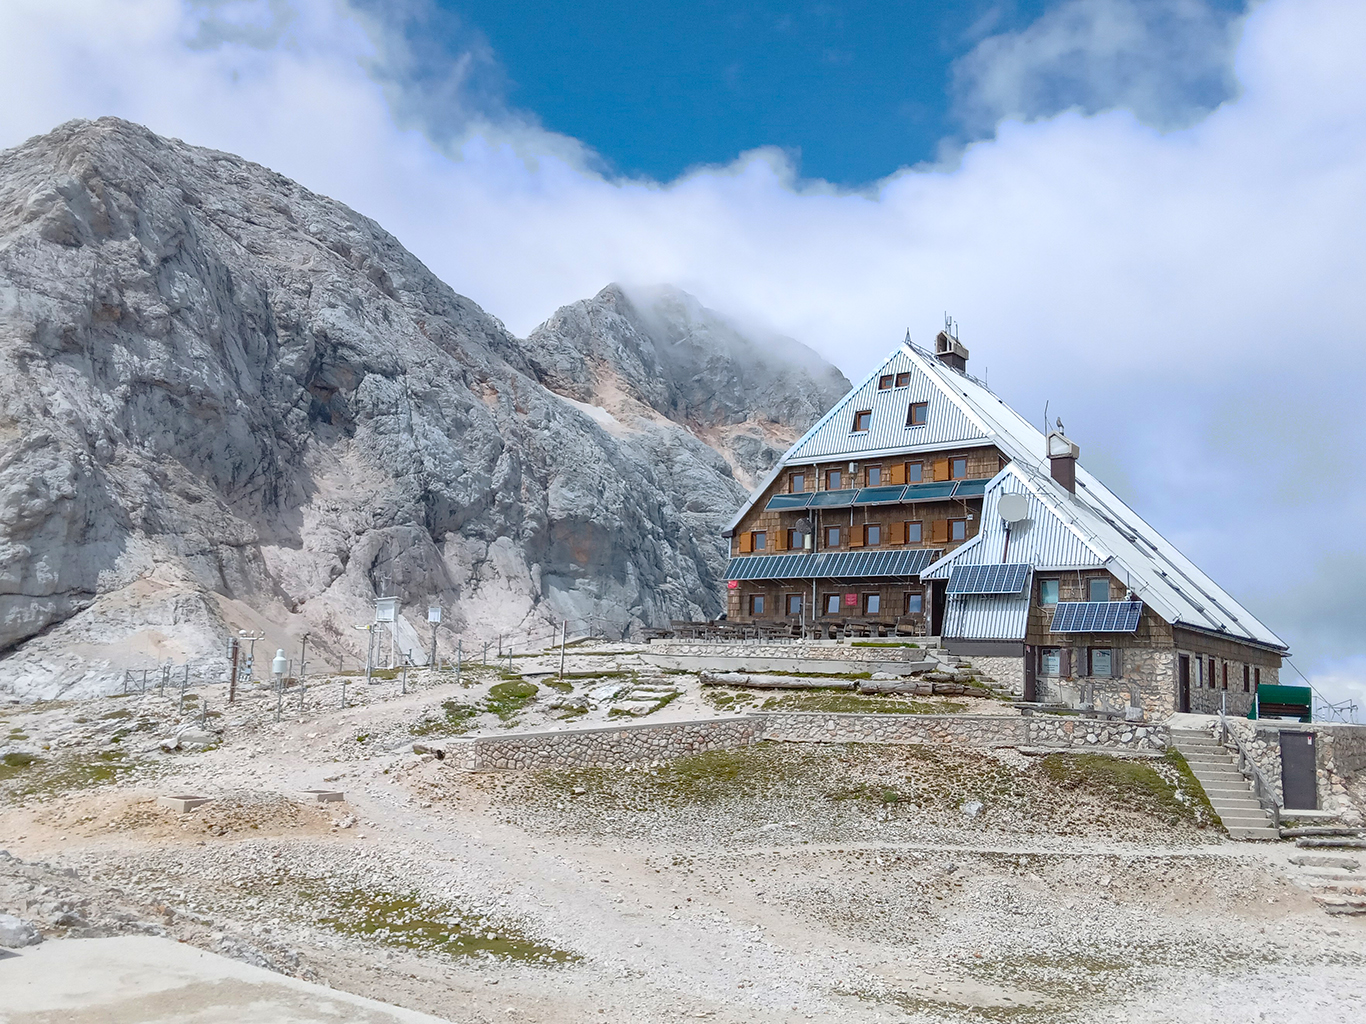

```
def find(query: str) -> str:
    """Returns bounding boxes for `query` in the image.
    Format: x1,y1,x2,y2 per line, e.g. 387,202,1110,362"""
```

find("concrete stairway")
1169,729,1279,841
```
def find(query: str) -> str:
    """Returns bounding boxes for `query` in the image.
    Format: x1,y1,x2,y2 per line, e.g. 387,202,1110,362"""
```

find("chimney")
1047,430,1079,493
934,321,969,372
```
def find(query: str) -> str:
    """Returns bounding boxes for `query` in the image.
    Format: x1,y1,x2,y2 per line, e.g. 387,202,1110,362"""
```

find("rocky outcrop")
0,118,843,697
520,284,849,488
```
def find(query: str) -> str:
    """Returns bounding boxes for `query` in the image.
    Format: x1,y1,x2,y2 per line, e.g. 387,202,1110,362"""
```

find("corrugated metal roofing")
942,592,1031,641
725,548,943,581
782,347,991,464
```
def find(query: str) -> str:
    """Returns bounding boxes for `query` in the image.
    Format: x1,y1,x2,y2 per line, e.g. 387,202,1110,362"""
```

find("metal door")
1178,655,1191,713
1279,732,1317,810
1023,645,1037,702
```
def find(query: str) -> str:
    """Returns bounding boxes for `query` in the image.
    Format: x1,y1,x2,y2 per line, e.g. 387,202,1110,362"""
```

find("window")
950,457,968,479
864,593,881,615
1040,579,1060,606
865,524,881,546
895,371,911,387
1209,658,1216,689
1243,664,1250,692
752,531,766,551
1197,658,1204,689
878,374,894,390
1255,667,1261,689
1040,647,1062,676
907,402,928,427
1222,662,1228,690
790,472,805,493
906,521,923,543
853,410,872,432
827,469,842,489
1090,648,1113,677
824,593,841,615
906,461,923,483
1087,578,1109,602
904,592,923,614
866,466,882,486
786,593,803,616
786,528,801,550
749,594,765,615
825,526,841,547
949,518,968,541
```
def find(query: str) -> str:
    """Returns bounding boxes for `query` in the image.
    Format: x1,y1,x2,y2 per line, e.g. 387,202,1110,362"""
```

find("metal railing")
1217,709,1280,829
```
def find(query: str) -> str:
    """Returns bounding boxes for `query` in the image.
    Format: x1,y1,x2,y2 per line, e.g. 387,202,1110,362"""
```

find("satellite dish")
998,493,1029,524
794,518,814,535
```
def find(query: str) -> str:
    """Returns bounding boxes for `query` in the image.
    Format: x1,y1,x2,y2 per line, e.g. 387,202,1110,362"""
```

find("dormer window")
907,402,928,427
895,372,911,387
877,375,894,390
852,410,872,432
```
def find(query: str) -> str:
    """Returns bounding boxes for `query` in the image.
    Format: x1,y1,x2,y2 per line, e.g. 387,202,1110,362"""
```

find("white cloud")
1,0,1364,697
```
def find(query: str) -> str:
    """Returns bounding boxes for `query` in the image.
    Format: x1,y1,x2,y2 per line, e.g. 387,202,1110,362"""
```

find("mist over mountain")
0,118,847,697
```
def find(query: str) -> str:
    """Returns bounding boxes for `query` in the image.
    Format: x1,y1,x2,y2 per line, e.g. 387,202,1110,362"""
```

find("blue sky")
1,0,1365,709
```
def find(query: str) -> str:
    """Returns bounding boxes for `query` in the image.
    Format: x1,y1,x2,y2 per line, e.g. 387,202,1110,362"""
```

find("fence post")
457,640,463,686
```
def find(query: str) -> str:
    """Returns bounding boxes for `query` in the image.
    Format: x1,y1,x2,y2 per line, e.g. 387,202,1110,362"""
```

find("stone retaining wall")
757,712,1169,752
447,716,762,770
645,640,927,663
1225,719,1366,818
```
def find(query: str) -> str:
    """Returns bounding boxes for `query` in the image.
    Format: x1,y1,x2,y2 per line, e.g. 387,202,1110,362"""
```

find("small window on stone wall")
1040,647,1062,676
1243,664,1250,692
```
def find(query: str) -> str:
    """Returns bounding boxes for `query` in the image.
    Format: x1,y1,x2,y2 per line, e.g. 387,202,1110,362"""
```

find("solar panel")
902,482,957,501
724,548,944,581
852,486,908,505
765,493,813,511
951,479,989,498
1050,601,1143,633
808,488,858,508
946,563,1033,595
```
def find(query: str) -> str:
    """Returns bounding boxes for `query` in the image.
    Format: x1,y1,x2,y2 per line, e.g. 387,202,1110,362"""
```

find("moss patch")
1041,751,1207,826
411,700,480,737
485,680,539,721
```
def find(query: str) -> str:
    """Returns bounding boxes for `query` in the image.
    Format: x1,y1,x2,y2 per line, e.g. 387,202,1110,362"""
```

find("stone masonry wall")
645,640,926,663
1034,648,1175,719
969,656,1024,696
448,716,763,770
759,712,1169,753
1224,719,1366,821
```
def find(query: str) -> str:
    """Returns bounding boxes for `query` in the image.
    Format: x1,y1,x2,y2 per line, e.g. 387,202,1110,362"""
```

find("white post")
559,620,567,680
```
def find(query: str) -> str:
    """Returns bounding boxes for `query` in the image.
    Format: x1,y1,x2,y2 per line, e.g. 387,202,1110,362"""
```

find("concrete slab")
0,935,454,1024
157,795,211,813
299,789,344,803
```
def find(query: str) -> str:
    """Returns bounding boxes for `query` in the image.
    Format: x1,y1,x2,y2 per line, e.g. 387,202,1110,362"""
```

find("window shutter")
1111,648,1122,678
738,532,753,553
774,529,787,551
933,458,951,482
931,519,949,544
1076,648,1090,678
888,521,905,545
1060,648,1072,677
888,462,906,485
849,526,865,548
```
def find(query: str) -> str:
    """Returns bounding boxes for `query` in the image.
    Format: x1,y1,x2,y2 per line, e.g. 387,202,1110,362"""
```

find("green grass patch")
307,887,576,964
102,709,133,720
703,687,968,715
0,750,158,801
411,700,480,737
1041,751,1203,825
1163,749,1223,828
850,641,920,648
485,681,539,721
544,679,574,693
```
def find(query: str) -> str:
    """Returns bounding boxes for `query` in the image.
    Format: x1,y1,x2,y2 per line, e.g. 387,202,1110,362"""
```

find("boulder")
0,913,42,947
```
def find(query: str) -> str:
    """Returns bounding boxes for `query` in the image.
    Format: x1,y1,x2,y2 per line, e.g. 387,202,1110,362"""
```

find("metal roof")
726,337,1286,652
781,346,991,464
942,592,1031,641
725,548,943,581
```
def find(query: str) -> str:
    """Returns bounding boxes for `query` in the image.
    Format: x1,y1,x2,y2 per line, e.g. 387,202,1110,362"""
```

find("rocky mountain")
0,118,847,697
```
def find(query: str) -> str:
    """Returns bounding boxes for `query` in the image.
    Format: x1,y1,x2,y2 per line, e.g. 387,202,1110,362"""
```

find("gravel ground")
2,663,1364,1023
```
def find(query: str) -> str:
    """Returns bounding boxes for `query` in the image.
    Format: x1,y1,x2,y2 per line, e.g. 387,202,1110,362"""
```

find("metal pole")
142,669,148,693
364,625,374,687
299,633,308,689
401,655,408,695
430,620,438,669
457,640,463,686
560,620,567,680
179,671,185,713
482,642,488,666
202,699,208,728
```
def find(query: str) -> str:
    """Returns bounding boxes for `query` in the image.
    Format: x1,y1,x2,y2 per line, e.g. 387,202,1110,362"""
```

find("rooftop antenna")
1043,400,1050,438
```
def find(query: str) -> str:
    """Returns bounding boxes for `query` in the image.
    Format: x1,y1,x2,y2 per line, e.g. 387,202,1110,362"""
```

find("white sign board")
427,605,442,623
375,597,399,623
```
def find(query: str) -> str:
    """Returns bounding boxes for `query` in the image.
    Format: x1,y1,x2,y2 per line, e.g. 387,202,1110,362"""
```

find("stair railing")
1217,709,1280,829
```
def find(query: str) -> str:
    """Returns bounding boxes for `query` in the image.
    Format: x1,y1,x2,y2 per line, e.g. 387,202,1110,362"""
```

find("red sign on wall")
845,592,857,606
727,580,739,589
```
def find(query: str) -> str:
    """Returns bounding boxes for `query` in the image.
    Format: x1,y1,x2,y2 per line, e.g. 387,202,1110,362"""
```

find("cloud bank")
1,0,1363,709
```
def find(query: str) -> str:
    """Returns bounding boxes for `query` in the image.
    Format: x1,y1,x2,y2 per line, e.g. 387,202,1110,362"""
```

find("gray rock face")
520,284,849,488
0,119,844,697
0,913,42,947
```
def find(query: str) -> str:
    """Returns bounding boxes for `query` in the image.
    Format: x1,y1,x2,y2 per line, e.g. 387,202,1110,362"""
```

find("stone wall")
1224,719,1366,821
1033,648,1175,719
447,716,762,770
969,656,1024,696
645,640,926,663
758,712,1169,753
